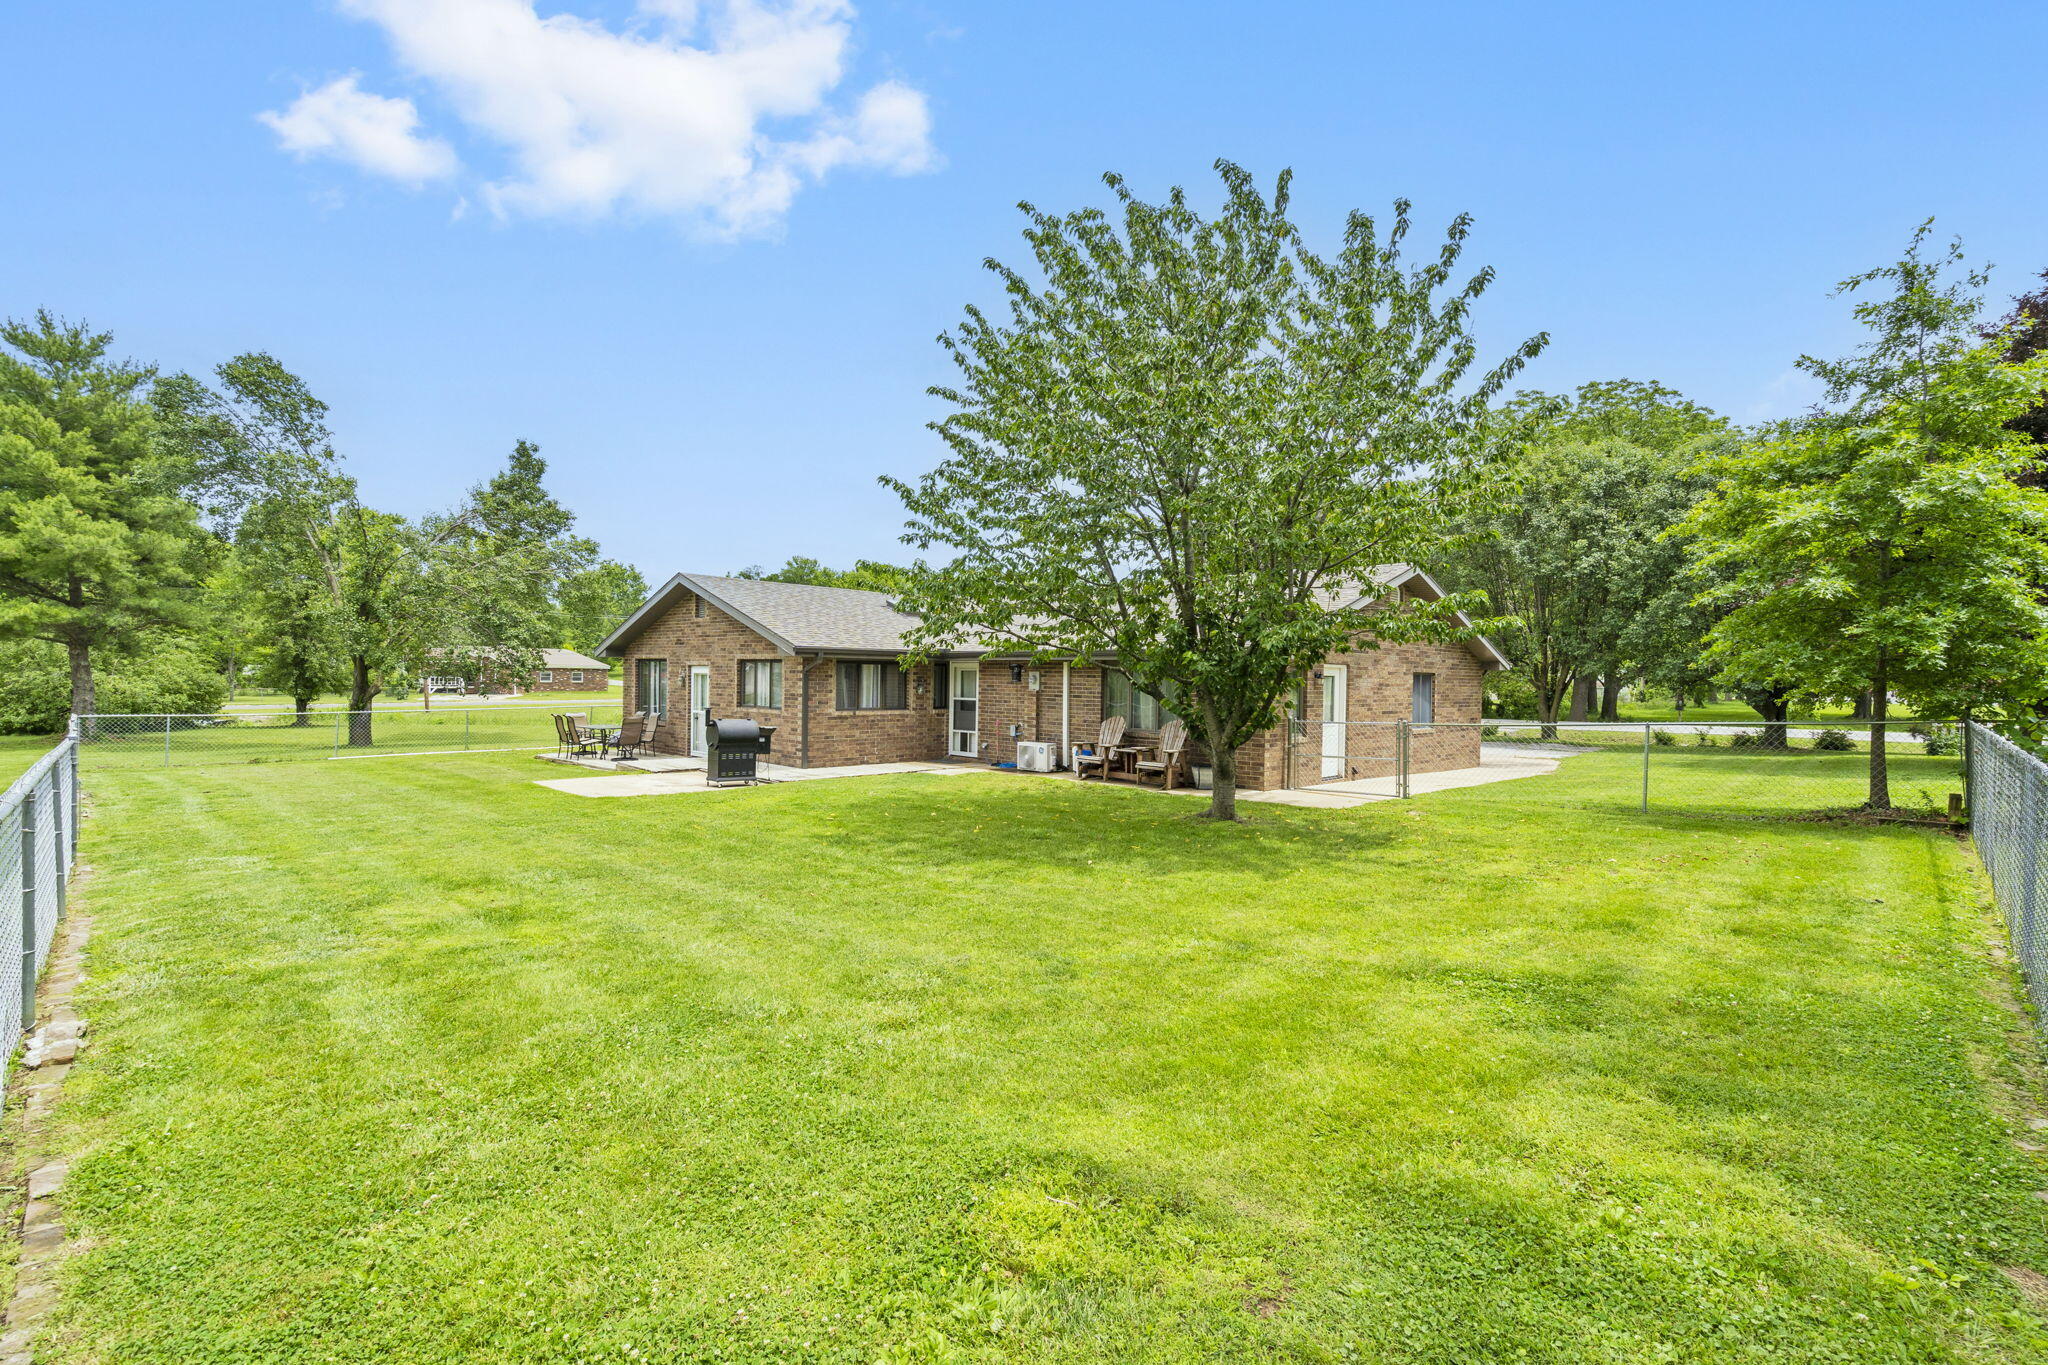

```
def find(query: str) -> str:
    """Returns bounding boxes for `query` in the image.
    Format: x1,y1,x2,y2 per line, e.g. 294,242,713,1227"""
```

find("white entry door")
1321,665,1348,780
688,665,711,755
949,661,979,757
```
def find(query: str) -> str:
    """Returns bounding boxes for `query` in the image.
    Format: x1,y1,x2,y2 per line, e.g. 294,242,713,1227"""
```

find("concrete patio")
533,742,1565,805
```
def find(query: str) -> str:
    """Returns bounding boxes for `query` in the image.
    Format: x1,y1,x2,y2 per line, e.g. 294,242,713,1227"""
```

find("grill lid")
710,717,761,742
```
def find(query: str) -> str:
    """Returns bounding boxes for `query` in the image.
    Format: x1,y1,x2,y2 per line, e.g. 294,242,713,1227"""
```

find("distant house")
594,567,1506,789
423,649,613,697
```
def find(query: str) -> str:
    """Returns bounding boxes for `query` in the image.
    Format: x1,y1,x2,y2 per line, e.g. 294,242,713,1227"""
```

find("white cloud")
259,73,459,185
297,0,936,236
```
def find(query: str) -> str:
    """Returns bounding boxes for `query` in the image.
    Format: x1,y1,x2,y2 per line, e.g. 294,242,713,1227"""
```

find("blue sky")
4,1,2044,585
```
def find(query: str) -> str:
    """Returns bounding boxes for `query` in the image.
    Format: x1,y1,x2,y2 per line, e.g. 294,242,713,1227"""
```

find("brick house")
425,648,612,696
594,567,1507,790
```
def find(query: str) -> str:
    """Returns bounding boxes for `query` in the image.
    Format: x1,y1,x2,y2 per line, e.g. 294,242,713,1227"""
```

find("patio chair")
559,713,603,758
609,714,649,760
1072,716,1128,780
1130,717,1191,791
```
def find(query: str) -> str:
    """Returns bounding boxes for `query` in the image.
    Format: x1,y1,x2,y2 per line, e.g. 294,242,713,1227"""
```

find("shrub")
1728,730,1768,749
0,638,227,735
1695,732,1719,747
1910,724,1959,756
1651,729,1676,746
1480,723,1501,738
1812,729,1855,752
1483,671,1539,721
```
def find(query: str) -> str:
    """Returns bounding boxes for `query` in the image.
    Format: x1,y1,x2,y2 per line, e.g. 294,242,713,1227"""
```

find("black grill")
702,710,775,785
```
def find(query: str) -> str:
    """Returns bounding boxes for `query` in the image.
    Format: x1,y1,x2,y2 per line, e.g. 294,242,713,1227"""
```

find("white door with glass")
949,661,979,757
688,665,711,755
1320,665,1348,780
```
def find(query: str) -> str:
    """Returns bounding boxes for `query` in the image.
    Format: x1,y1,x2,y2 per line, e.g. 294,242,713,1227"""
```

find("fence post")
2022,766,2042,965
1397,720,1411,799
18,788,36,1032
68,735,79,861
163,713,171,767
465,710,472,751
333,711,342,758
1641,724,1651,813
49,767,64,925
1963,718,1975,817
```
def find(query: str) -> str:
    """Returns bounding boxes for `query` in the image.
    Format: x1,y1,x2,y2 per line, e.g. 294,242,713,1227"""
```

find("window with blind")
739,660,784,708
1411,672,1435,724
1103,669,1179,731
836,661,907,710
634,658,668,717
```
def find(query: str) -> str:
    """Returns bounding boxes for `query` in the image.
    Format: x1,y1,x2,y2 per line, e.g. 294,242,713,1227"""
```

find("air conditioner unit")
1015,740,1055,772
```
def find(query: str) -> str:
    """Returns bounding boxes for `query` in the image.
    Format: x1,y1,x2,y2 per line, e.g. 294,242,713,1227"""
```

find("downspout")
1061,662,1070,769
800,652,813,769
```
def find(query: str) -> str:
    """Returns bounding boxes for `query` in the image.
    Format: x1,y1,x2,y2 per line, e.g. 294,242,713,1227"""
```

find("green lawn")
1612,699,1929,726
222,686,622,712
25,746,2048,1362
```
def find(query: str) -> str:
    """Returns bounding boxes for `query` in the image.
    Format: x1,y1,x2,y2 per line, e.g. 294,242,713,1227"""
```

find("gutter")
1061,662,1070,770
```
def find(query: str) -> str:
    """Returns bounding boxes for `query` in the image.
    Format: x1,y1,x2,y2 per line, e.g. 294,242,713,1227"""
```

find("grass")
1614,700,1929,726
22,745,2048,1362
222,686,622,712
81,700,624,770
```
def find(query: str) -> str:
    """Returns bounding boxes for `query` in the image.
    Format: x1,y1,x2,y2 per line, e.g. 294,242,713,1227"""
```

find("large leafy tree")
1441,382,1727,727
161,356,584,741
886,162,1544,819
734,556,910,593
0,313,206,717
556,559,650,657
1681,227,2048,806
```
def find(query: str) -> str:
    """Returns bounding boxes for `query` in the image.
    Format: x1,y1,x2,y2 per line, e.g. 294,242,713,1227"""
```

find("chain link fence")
1964,723,2048,1041
0,734,79,1093
1284,718,1965,818
79,702,624,770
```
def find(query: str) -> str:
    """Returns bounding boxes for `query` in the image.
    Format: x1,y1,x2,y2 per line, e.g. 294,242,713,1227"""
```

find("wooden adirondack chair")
1072,716,1128,780
1131,717,1191,791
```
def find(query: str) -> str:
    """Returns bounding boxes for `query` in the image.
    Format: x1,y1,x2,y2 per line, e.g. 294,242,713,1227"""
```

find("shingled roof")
597,566,1509,669
598,573,920,656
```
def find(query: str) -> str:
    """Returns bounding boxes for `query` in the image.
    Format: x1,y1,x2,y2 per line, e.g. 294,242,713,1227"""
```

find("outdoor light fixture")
1010,663,1024,682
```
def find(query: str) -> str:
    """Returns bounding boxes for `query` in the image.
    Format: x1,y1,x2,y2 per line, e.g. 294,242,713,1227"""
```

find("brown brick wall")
614,589,1487,785
617,591,948,768
532,666,610,692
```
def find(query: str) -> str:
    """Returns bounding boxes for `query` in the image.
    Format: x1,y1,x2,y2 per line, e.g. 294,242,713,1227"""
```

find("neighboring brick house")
425,648,612,696
595,567,1507,790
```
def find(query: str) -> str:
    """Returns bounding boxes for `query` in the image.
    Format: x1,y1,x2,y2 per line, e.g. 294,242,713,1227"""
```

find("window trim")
739,659,784,709
537,669,553,684
570,670,585,683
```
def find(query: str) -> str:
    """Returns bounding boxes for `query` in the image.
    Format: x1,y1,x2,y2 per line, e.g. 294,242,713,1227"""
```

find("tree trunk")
293,695,314,728
1196,699,1239,820
1852,691,1873,721
1740,685,1791,749
65,638,95,720
1598,674,1620,722
1567,676,1595,722
348,656,376,747
1868,660,1890,809
1535,680,1564,742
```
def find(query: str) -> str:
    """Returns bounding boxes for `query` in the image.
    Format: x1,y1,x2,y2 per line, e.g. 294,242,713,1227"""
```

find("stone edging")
1,909,92,1365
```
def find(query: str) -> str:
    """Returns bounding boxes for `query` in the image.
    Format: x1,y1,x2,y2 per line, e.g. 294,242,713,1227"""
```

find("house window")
1412,673,1435,725
739,660,784,708
1104,669,1178,731
537,670,553,684
836,661,906,710
635,658,668,718
570,671,585,684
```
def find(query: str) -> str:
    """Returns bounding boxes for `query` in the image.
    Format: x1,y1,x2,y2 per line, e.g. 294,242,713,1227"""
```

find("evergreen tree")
0,313,205,717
